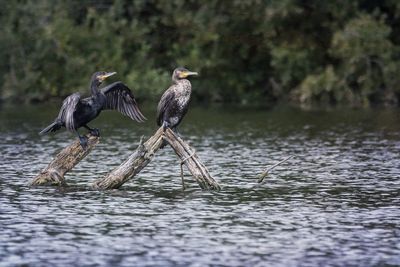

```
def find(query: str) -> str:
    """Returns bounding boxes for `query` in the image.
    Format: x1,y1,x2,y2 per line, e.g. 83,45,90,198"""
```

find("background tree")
1,0,400,107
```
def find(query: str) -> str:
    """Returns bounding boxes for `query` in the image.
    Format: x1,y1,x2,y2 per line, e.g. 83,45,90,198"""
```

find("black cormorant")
40,71,146,149
156,67,198,132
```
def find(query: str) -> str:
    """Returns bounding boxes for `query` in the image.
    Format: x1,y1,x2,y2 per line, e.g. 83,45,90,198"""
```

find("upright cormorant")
40,71,146,149
157,67,198,131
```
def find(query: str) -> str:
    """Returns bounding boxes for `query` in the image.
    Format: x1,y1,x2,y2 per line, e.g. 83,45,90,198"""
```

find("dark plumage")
40,71,146,149
157,67,198,131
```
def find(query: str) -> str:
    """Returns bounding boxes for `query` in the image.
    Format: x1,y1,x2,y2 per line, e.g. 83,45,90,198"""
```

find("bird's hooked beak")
179,70,198,78
99,72,117,82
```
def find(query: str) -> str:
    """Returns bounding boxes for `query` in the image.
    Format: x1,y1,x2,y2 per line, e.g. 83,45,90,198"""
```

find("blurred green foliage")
1,0,400,107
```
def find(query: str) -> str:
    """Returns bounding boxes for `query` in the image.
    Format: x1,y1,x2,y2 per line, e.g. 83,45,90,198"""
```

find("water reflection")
0,104,399,266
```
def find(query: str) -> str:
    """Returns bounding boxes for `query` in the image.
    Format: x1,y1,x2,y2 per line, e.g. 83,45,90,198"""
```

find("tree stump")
93,128,220,190
30,134,99,186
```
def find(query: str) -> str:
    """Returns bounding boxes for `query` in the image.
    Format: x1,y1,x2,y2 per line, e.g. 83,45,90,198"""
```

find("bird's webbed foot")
79,135,88,150
84,125,100,137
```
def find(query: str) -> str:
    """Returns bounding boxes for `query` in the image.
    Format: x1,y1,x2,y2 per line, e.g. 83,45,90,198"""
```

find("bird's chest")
75,97,103,124
176,94,190,109
174,83,191,110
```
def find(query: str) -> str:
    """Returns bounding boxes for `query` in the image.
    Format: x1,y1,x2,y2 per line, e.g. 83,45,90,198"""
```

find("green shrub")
1,1,400,107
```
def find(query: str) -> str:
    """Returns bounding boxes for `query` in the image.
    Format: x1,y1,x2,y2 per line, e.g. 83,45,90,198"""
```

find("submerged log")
93,127,220,190
30,134,99,186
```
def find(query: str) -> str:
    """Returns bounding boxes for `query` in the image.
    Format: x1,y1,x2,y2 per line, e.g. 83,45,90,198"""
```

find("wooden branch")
163,129,221,190
92,127,221,190
30,134,100,186
92,127,165,190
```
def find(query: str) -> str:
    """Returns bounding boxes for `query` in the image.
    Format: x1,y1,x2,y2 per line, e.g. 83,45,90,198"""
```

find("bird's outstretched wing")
101,82,146,122
156,88,175,126
57,93,81,131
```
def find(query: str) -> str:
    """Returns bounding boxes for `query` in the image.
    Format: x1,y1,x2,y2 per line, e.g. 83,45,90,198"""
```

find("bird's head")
172,67,198,82
92,71,117,84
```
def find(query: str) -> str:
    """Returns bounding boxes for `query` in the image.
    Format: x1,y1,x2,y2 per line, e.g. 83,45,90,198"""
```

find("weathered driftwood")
30,134,99,186
92,127,165,189
92,127,220,190
163,129,221,190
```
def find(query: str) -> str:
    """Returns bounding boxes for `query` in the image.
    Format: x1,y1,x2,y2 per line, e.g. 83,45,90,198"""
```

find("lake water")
0,104,399,266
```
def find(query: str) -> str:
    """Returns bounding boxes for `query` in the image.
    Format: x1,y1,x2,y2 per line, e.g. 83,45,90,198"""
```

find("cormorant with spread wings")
40,71,146,149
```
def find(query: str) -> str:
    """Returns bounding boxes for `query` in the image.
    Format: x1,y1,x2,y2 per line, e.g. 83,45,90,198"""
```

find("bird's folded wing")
57,93,81,131
156,89,175,126
101,82,146,122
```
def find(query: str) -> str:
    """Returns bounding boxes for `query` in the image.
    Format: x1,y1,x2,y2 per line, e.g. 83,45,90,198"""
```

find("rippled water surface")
1,104,400,266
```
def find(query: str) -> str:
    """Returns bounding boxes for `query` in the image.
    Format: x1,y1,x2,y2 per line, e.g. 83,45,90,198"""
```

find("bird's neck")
175,79,191,96
90,80,101,96
90,82,107,110
174,78,189,85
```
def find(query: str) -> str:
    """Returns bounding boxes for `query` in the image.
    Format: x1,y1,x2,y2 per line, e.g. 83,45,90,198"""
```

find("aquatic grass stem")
257,156,293,183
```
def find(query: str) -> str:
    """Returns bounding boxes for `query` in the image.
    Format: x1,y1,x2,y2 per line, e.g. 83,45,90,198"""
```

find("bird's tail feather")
39,121,61,135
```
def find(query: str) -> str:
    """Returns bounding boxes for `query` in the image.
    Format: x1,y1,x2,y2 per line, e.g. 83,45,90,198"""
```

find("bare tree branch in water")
30,134,99,186
92,128,221,191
